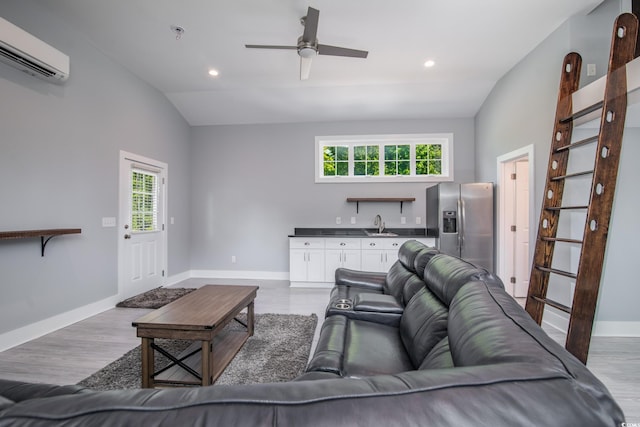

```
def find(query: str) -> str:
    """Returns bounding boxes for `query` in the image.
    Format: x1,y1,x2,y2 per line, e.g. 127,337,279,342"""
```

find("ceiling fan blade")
300,56,312,80
318,44,368,58
302,7,319,42
245,44,298,50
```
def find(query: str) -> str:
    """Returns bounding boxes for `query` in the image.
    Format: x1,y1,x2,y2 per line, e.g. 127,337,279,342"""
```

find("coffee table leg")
247,301,255,336
141,337,154,388
201,340,212,386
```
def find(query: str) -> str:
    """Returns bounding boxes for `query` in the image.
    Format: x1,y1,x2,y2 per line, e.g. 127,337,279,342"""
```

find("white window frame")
315,133,454,183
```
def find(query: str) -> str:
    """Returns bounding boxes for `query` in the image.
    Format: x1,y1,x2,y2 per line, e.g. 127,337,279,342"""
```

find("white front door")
118,151,167,299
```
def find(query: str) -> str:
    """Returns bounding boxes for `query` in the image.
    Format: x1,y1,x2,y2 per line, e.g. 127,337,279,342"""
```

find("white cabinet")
361,238,404,272
289,236,435,285
324,239,361,281
289,238,325,283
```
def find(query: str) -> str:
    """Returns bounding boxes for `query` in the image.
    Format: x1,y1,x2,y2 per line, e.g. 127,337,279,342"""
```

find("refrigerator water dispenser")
442,210,457,233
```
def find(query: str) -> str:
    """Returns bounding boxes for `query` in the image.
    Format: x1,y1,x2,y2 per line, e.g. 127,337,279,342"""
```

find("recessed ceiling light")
424,60,435,68
208,69,219,77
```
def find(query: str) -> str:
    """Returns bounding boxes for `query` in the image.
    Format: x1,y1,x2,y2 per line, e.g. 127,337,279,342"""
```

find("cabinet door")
324,249,343,282
341,249,361,271
289,249,308,282
306,249,325,282
361,249,385,272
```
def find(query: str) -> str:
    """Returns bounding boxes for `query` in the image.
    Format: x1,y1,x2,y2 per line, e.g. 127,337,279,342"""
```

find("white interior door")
119,151,167,299
514,160,530,297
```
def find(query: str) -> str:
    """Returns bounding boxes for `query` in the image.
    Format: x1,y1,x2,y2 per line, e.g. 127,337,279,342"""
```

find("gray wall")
474,0,639,324
189,118,474,273
0,0,191,334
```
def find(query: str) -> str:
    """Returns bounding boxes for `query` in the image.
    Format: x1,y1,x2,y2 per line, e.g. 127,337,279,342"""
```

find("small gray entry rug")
78,313,317,390
115,287,196,309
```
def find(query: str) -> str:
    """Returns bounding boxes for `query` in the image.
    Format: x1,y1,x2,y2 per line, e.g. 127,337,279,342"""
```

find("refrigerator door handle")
458,197,465,252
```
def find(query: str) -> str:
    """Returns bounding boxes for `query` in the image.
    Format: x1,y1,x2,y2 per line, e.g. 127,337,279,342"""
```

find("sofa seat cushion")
343,319,413,377
306,315,414,378
0,396,13,411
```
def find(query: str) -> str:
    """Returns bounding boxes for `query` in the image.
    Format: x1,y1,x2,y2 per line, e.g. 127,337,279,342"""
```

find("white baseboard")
189,269,289,281
290,282,333,289
0,295,120,352
542,307,640,337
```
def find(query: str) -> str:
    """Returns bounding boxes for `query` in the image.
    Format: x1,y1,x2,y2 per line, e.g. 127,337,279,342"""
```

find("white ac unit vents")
0,16,69,84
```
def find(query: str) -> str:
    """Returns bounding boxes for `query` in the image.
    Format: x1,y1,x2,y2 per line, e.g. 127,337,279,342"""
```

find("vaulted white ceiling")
39,0,603,126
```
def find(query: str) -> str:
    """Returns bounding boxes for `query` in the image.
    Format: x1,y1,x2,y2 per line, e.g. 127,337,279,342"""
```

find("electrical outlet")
336,216,342,225
170,217,175,225
231,255,237,263
400,216,406,224
350,217,356,224
587,63,596,76
415,216,422,225
102,217,116,227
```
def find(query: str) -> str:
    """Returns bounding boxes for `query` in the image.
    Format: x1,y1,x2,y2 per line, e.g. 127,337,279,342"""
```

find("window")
315,133,453,183
131,169,158,232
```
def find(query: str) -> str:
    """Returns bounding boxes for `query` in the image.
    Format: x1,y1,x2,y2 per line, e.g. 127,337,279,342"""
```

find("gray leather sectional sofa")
0,240,625,426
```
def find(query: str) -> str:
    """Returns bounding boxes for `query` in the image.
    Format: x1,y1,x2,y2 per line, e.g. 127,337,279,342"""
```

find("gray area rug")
115,287,196,309
78,313,317,390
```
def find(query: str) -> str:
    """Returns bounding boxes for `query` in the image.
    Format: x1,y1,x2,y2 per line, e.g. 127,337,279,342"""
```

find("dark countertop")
290,228,435,238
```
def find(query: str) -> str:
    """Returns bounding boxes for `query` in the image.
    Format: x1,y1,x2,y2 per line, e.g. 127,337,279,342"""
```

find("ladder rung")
545,205,589,211
541,237,583,244
550,170,593,181
535,265,577,279
559,101,604,123
531,296,571,313
555,135,599,152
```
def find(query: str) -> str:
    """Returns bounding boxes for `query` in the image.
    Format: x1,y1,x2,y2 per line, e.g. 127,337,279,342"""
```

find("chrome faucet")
374,214,385,233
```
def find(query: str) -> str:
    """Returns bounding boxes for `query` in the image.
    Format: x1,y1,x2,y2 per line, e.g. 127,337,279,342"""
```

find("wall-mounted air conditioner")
0,16,69,84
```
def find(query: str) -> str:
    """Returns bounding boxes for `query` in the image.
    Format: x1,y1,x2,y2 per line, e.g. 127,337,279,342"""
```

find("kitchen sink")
363,230,398,237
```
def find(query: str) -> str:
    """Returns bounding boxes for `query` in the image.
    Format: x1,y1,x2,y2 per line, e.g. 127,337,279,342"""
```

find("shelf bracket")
41,235,56,257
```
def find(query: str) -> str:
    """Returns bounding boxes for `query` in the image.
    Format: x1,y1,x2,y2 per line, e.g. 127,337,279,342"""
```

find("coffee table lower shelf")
153,329,250,386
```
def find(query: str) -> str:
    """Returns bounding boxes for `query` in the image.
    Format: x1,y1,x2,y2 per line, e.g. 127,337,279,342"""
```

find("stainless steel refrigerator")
426,182,494,272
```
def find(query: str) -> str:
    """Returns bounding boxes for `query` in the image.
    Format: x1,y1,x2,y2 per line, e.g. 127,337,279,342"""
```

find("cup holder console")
334,299,353,310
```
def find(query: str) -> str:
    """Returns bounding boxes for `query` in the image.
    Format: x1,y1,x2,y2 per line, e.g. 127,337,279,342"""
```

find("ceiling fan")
245,6,368,80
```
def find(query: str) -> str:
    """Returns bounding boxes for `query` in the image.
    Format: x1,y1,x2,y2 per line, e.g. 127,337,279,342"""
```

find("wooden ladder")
525,13,638,364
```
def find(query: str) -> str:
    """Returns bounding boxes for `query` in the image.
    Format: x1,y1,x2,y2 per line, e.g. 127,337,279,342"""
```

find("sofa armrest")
335,268,386,291
353,294,403,314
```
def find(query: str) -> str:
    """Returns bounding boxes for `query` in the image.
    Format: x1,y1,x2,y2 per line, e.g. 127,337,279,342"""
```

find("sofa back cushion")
399,287,448,368
396,240,428,272
448,282,567,369
401,275,427,306
413,247,439,278
383,263,415,302
419,336,454,369
423,254,502,306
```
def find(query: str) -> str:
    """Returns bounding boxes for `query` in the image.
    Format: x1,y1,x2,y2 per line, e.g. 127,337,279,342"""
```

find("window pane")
324,162,335,176
384,145,396,161
324,146,336,161
398,145,410,160
336,146,349,161
336,162,349,176
384,161,396,175
354,162,365,175
131,169,158,232
368,162,379,176
429,160,442,175
367,145,379,160
416,160,428,175
354,146,365,160
398,161,410,175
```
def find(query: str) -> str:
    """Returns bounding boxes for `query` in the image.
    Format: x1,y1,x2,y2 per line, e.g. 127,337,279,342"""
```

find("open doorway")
497,145,535,298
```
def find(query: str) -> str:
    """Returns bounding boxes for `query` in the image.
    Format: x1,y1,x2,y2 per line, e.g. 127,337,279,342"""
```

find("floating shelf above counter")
0,228,82,256
346,197,416,213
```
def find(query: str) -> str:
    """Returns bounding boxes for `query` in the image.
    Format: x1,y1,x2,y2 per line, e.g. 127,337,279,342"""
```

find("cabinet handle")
304,242,310,246
392,243,398,247
370,242,376,247
340,242,346,246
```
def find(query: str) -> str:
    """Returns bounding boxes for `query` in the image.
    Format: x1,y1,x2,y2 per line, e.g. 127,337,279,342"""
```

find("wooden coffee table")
132,284,259,388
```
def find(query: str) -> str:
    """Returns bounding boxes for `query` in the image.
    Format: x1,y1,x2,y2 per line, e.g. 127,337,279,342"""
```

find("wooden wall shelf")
346,197,416,213
0,228,82,256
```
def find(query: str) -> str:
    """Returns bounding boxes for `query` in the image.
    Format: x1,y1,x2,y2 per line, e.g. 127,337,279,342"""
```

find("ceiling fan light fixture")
298,46,317,58
424,59,436,68
208,69,219,77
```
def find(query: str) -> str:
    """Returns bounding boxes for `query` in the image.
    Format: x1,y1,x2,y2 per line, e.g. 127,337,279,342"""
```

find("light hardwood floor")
0,279,638,422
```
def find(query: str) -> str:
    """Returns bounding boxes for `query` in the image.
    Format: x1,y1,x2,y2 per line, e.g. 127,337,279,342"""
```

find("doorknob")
124,234,131,239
